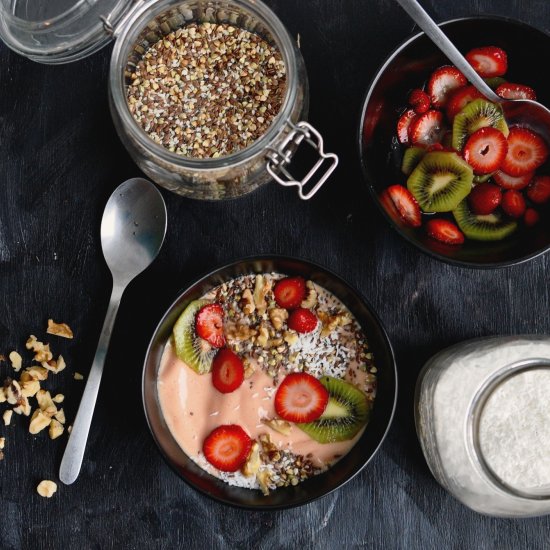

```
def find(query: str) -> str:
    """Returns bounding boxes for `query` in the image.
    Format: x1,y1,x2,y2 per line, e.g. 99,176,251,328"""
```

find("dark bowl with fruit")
142,255,397,509
359,16,550,267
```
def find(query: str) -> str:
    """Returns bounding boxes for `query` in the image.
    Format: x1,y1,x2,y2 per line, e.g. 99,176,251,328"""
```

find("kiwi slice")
452,99,509,151
401,147,426,176
172,299,217,374
407,151,473,212
484,77,506,90
297,376,370,443
453,200,518,241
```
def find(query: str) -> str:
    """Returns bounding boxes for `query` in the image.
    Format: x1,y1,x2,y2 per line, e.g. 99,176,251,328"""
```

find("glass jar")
0,0,337,200
416,335,550,518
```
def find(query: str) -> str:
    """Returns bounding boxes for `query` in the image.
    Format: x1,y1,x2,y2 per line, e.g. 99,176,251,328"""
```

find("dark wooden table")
1,0,549,548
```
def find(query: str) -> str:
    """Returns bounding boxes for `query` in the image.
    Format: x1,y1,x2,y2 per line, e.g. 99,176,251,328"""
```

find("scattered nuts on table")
36,480,57,498
46,319,74,339
9,351,22,372
73,372,84,380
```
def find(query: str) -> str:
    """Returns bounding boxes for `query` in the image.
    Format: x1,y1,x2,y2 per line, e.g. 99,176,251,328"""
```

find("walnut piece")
20,379,40,398
241,442,261,476
42,355,66,374
241,288,255,315
49,419,64,440
262,418,292,436
26,335,53,363
0,437,5,450
257,469,271,496
243,357,256,379
52,394,65,404
3,410,13,426
301,281,318,309
283,330,299,346
5,380,21,405
46,319,74,339
29,409,53,434
319,311,352,337
36,390,56,413
0,387,5,404
253,275,272,315
74,372,84,381
36,480,57,498
225,323,257,342
24,366,49,381
268,308,288,331
54,409,66,424
256,325,269,348
13,396,31,417
9,351,22,372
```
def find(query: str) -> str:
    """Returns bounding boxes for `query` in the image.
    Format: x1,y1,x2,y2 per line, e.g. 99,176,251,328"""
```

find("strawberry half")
196,303,225,348
501,128,549,176
288,308,318,334
501,190,526,218
408,88,430,114
386,185,422,227
446,85,484,121
274,372,329,423
527,175,550,204
462,127,508,174
202,425,252,472
273,277,306,309
425,219,464,245
211,348,244,393
397,109,417,144
493,170,534,190
465,46,508,77
409,110,445,147
468,182,502,215
496,83,537,101
427,66,467,108
524,208,540,227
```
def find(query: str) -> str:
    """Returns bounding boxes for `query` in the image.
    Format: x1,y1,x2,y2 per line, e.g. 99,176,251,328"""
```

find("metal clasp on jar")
266,122,338,200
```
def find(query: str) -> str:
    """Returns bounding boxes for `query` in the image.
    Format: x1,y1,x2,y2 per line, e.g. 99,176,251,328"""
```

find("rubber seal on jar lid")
0,0,137,64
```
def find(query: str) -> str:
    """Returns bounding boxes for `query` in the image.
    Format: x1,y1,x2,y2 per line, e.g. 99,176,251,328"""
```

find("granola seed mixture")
127,22,287,159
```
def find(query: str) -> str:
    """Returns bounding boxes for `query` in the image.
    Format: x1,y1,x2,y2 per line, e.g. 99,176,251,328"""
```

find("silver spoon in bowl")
59,178,167,485
396,0,550,142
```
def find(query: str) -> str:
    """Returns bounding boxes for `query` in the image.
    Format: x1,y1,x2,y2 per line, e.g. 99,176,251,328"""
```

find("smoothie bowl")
360,17,550,267
142,256,396,509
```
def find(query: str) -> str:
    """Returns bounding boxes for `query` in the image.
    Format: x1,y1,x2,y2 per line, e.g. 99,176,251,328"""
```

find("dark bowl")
359,16,550,268
142,255,397,510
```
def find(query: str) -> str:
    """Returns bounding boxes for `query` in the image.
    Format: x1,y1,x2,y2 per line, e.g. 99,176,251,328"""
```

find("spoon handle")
59,284,123,485
395,0,501,102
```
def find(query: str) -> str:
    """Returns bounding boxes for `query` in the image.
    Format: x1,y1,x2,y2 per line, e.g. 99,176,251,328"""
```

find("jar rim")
468,360,550,501
109,0,299,170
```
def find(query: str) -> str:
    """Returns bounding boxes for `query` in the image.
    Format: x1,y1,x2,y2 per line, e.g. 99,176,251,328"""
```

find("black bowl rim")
357,14,550,270
141,253,398,510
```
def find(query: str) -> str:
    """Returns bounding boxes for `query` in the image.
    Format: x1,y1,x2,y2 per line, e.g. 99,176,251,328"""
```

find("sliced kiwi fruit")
407,151,473,212
297,376,370,443
473,173,493,184
172,299,217,374
484,77,506,90
453,199,518,241
401,146,426,176
452,99,509,151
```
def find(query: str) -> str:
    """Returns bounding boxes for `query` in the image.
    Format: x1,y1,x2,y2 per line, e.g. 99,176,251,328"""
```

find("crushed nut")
241,289,255,315
20,379,40,398
5,379,21,405
52,394,65,404
46,319,74,339
0,387,5,403
3,410,13,426
49,419,64,440
26,336,53,363
253,275,271,315
74,372,84,381
225,323,257,341
8,351,22,372
54,409,65,424
36,390,56,414
13,396,31,416
243,357,256,379
283,330,299,346
24,366,49,381
301,281,318,309
29,409,53,434
262,418,292,436
257,469,272,496
42,355,66,374
36,480,57,498
242,442,261,476
256,325,269,348
0,437,5,450
268,308,288,330
319,311,351,337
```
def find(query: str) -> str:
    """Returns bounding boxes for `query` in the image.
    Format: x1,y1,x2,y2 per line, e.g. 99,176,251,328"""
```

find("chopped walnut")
262,418,292,436
13,396,31,417
301,281,318,309
5,380,21,405
318,311,352,337
3,410,13,426
253,275,271,315
42,355,66,374
52,394,65,404
242,442,261,476
257,469,272,496
36,390,56,413
0,387,5,404
0,437,4,450
54,409,65,424
25,336,53,363
24,366,49,381
8,351,22,372
74,372,84,381
46,319,74,339
226,323,257,341
20,379,40,398
283,330,299,346
268,308,288,330
243,357,256,379
241,288,255,315
29,409,52,434
36,480,57,498
49,419,64,440
256,325,269,348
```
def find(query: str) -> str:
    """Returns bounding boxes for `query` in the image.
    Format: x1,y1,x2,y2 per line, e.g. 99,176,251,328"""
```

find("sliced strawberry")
196,304,225,348
273,277,306,309
211,348,244,393
501,128,549,176
288,308,318,334
493,170,534,190
527,175,550,204
386,185,422,227
274,373,329,423
202,425,252,472
524,208,540,227
427,66,467,108
465,46,508,77
501,190,526,218
408,88,430,114
468,182,502,215
496,83,537,101
409,110,445,147
446,85,484,121
397,109,417,144
425,219,464,245
462,127,508,174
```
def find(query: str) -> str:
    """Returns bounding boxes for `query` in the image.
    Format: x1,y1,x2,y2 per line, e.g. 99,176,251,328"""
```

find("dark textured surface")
0,0,549,548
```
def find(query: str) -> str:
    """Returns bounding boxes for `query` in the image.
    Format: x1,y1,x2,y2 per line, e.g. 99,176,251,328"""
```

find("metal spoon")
396,0,550,142
59,178,167,485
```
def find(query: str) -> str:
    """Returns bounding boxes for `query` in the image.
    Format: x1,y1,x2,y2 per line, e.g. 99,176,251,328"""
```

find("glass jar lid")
0,0,136,63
